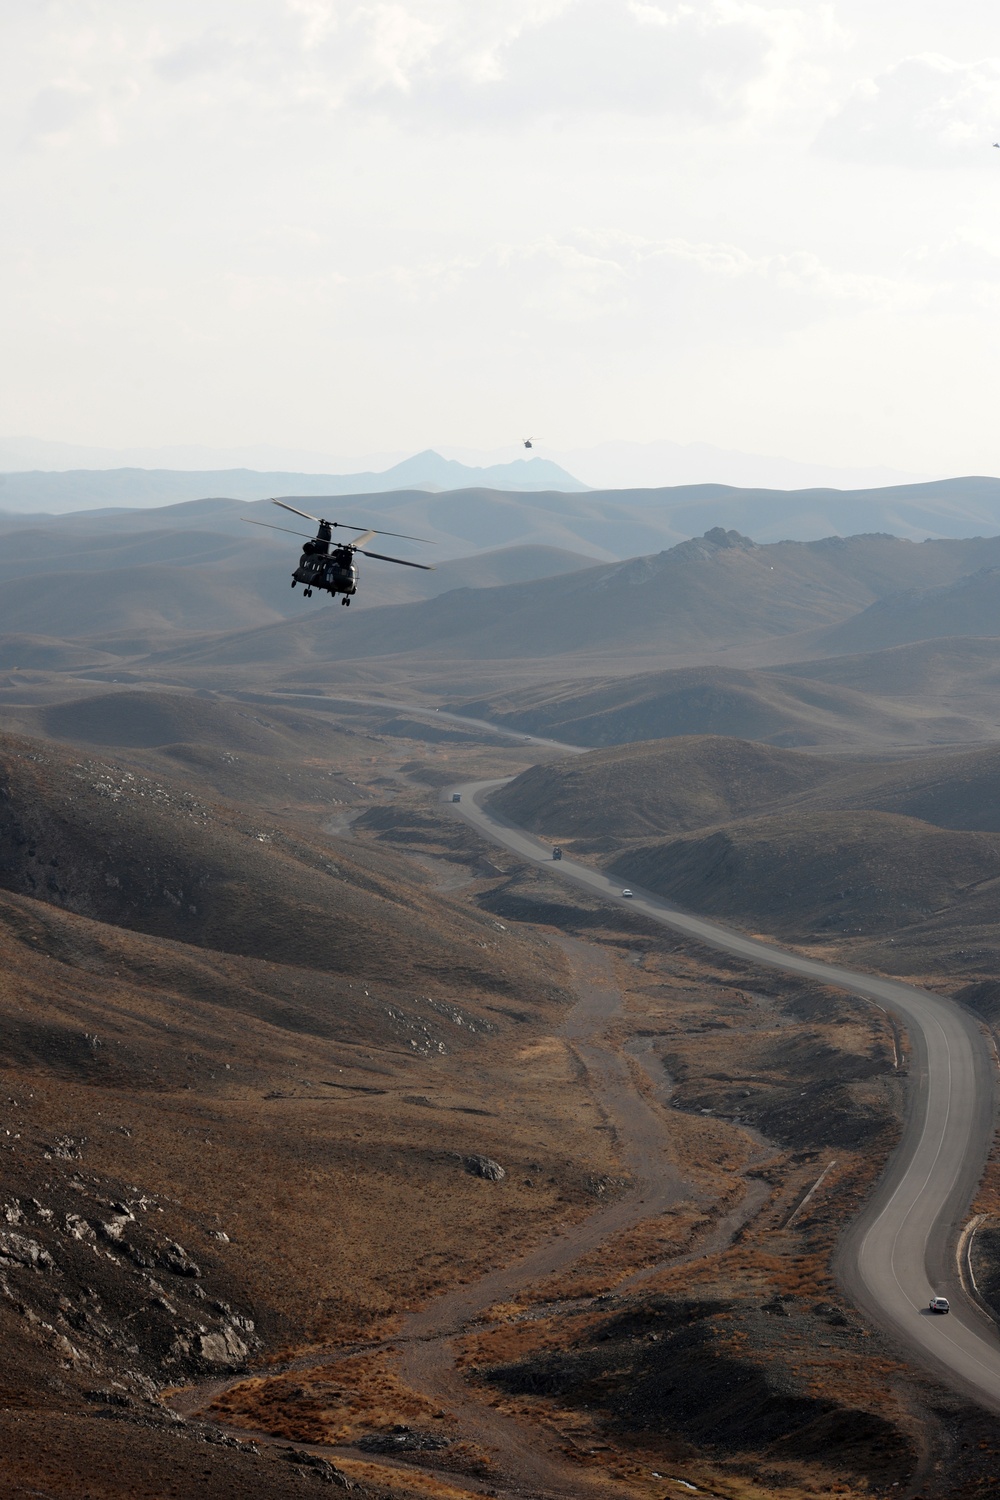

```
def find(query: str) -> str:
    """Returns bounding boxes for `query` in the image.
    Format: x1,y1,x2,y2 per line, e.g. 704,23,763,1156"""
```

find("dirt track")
392,935,700,1498
175,934,766,1498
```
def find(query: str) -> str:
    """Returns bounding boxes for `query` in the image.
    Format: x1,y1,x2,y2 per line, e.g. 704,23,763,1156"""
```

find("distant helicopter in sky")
244,499,434,605
522,437,534,449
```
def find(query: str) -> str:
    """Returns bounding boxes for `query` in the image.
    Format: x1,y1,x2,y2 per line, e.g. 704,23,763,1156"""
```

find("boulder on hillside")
464,1154,505,1181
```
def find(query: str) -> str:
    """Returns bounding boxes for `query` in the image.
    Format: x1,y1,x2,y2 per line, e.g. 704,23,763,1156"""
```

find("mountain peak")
702,526,757,550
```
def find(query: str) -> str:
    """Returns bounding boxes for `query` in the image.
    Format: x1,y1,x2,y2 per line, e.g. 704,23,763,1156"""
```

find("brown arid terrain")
490,734,1000,977
0,680,967,1498
455,637,1000,751
7,503,1000,1500
12,518,1000,692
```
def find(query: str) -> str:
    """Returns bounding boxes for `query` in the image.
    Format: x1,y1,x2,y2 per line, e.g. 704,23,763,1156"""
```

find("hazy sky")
4,1,1000,473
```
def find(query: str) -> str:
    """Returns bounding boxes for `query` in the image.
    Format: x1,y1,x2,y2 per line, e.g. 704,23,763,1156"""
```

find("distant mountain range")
9,496,1000,686
6,470,1000,551
0,449,587,513
0,434,926,490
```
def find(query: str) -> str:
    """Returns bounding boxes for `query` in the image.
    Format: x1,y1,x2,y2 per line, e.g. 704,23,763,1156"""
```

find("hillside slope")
492,733,1000,960
0,741,596,1495
11,472,1000,547
819,568,1000,653
458,664,970,750
610,812,1000,941
153,527,1000,672
456,634,1000,752
490,737,845,838
0,516,592,644
0,731,524,993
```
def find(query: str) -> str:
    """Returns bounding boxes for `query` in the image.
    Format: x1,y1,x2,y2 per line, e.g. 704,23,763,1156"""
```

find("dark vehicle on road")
552,847,562,860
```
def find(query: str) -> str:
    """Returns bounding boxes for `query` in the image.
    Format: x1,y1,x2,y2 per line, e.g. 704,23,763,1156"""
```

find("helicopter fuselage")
292,540,357,598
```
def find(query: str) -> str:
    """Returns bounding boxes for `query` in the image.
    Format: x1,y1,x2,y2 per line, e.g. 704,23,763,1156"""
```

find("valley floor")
2,679,1000,1496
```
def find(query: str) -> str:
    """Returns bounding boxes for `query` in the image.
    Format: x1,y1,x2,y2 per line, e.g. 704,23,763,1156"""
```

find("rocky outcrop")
464,1155,505,1181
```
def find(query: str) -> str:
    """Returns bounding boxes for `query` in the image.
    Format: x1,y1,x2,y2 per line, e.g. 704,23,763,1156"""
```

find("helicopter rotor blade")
360,525,434,544
355,547,435,570
268,498,434,544
350,530,377,548
242,518,314,540
271,498,320,523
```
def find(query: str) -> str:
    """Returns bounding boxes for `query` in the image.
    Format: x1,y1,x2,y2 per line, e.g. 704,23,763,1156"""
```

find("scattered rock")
65,1213,95,1241
99,1212,134,1242
156,1241,201,1278
280,1447,352,1486
464,1155,505,1182
85,1387,134,1408
0,1232,54,1270
197,1324,249,1367
812,1301,849,1326
51,1136,85,1161
358,1426,450,1453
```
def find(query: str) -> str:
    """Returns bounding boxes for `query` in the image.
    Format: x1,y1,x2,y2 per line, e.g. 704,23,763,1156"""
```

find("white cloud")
3,2,833,139
818,53,1000,166
22,81,94,143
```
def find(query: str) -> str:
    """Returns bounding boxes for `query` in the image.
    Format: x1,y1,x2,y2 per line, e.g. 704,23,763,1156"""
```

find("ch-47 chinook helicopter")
244,498,434,605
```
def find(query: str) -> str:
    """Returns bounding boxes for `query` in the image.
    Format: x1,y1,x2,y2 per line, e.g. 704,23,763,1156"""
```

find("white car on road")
929,1296,950,1314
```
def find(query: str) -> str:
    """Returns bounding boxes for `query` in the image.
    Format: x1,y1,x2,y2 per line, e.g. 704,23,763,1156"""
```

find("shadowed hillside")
151,527,1000,673
458,664,973,750
489,737,844,838
492,734,1000,960
33,688,347,755
0,512,593,646
819,568,1000,653
609,812,1000,940
0,731,530,992
456,634,1000,752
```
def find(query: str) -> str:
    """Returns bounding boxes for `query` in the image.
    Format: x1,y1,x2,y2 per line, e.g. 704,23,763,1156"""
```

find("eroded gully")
174,934,772,1500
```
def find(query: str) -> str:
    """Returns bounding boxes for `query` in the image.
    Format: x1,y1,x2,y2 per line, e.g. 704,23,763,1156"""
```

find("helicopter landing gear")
291,580,296,589
341,596,351,606
304,587,313,597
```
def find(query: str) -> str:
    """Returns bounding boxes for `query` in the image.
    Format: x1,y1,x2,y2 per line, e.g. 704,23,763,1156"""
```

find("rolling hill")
493,734,1000,841
457,664,974,750
489,736,845,838
818,568,1000,654
491,734,1000,958
456,636,1000,753
609,811,1000,942
0,729,522,990
29,688,344,755
9,471,1000,549
148,527,1000,675
0,498,597,648
0,715,605,1497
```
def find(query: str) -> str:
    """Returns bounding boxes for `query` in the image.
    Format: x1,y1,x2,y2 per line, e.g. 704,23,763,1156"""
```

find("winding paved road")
445,771,1000,1414
258,688,1000,1410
